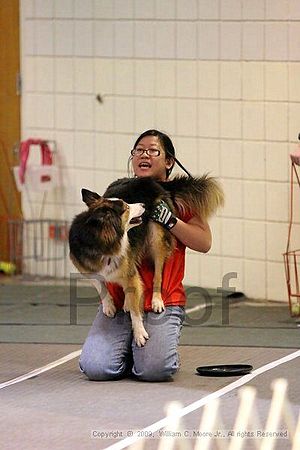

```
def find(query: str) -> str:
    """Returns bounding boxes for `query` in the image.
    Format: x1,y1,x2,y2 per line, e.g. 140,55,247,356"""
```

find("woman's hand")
150,201,212,253
150,200,178,230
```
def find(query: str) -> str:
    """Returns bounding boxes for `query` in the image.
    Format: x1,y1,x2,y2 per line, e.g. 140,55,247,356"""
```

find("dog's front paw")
134,327,149,347
123,300,130,313
102,299,116,317
152,296,165,313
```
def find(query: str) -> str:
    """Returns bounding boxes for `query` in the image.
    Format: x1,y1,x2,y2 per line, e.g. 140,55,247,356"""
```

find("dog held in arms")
69,175,224,347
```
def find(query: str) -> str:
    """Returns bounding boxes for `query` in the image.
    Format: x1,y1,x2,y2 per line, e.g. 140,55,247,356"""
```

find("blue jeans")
79,305,185,382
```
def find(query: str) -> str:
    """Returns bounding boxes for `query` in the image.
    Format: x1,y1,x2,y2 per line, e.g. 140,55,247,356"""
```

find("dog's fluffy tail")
162,175,224,220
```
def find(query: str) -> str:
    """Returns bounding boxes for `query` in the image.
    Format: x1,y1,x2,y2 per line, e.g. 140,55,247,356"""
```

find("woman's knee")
133,358,178,382
79,357,127,381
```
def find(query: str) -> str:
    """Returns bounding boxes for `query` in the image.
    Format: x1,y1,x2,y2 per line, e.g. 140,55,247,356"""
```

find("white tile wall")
200,255,222,290
35,57,54,92
244,260,266,299
155,98,176,134
265,23,288,61
220,23,242,60
289,103,300,141
265,143,289,182
134,0,155,19
93,0,113,19
198,0,219,20
155,23,176,59
222,179,243,218
242,62,264,100
155,61,176,97
55,130,74,166
243,141,265,180
266,222,289,262
177,0,197,20
198,100,219,137
267,262,287,301
176,22,197,59
115,60,135,96
74,59,94,93
242,0,265,20
174,136,198,172
95,97,114,132
198,23,219,60
265,63,288,101
36,20,54,55
54,21,73,56
115,21,134,58
94,133,115,170
220,101,242,139
242,102,264,141
54,0,73,18
289,23,300,60
198,61,219,98
244,221,266,260
177,61,197,98
220,63,241,99
134,21,155,58
74,0,93,18
289,0,300,19
114,97,135,133
198,138,220,176
266,0,289,20
35,0,53,18
135,60,155,96
35,94,55,128
265,103,288,142
266,182,289,222
242,22,264,61
221,218,244,257
74,21,93,57
156,0,176,20
221,0,242,20
244,181,266,220
220,140,243,179
74,132,94,168
20,0,300,301
135,97,156,131
94,21,114,57
55,58,74,92
289,63,300,101
55,95,74,130
176,99,197,136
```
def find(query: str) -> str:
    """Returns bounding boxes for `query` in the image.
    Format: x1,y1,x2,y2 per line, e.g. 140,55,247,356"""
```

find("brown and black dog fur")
69,175,224,346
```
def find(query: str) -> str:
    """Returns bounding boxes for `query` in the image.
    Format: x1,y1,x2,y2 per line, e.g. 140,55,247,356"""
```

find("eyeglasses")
130,148,161,157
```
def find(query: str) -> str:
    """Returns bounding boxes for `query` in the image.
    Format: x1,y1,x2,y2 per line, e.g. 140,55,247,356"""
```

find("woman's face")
131,135,173,181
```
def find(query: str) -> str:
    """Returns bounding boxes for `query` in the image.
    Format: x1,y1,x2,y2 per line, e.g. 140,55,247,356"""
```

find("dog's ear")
81,188,101,207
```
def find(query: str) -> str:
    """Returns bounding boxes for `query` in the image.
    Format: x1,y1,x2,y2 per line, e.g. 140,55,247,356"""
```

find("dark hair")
133,129,176,178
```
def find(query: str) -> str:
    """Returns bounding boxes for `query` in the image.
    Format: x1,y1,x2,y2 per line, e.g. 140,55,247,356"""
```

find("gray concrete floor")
0,277,299,449
0,344,299,450
0,279,299,348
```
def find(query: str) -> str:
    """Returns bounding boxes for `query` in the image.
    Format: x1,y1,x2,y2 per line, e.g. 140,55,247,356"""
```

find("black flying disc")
196,364,253,377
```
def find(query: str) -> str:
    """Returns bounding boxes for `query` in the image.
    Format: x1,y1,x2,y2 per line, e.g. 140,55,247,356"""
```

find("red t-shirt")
107,211,193,312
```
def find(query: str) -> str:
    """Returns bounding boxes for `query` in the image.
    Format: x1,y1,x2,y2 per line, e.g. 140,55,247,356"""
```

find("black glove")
150,200,178,230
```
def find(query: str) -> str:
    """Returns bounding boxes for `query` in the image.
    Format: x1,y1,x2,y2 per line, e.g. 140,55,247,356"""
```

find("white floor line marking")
104,349,300,450
185,304,207,314
0,349,82,390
